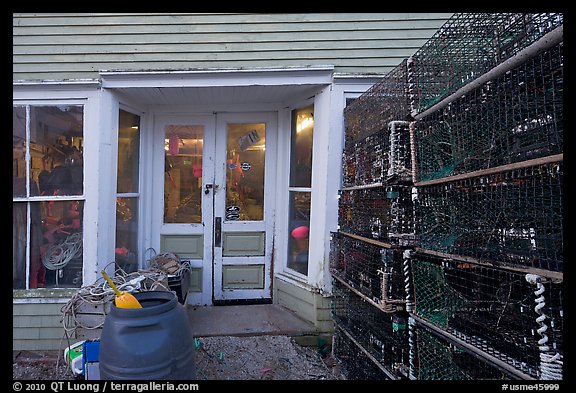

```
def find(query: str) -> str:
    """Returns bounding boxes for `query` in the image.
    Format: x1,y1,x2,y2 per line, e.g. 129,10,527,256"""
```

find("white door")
212,112,277,304
152,113,276,305
152,115,216,306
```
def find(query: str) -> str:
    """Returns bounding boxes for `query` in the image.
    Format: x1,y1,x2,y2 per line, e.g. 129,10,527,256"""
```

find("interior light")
296,117,314,133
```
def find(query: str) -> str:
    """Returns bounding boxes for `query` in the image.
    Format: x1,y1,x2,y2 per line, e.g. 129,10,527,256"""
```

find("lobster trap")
413,42,563,182
409,320,514,380
333,324,394,380
332,279,410,379
409,13,563,114
338,185,414,245
414,161,563,272
344,60,409,145
342,121,412,187
332,12,563,380
330,232,406,310
409,252,563,379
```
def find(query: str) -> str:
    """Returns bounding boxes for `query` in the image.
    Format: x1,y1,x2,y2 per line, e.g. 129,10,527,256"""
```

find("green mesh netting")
411,259,467,328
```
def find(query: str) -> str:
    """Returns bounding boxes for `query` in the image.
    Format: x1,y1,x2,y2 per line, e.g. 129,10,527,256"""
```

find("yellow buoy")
101,270,142,309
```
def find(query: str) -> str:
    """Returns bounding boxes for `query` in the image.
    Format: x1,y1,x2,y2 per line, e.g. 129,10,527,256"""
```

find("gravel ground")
13,335,344,381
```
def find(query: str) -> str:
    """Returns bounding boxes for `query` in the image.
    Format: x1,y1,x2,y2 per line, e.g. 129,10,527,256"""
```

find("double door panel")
153,112,276,305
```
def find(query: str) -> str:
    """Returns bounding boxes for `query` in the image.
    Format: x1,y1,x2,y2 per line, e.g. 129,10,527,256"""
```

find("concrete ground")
186,304,318,338
13,304,321,369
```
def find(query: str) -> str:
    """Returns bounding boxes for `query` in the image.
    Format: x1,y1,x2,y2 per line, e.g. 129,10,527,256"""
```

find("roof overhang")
99,66,334,107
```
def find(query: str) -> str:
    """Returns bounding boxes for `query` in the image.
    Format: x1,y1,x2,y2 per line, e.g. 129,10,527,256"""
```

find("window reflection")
13,107,26,198
225,123,266,221
117,111,140,194
116,197,138,273
31,106,84,197
12,202,27,289
13,104,85,289
27,200,84,288
290,106,314,188
116,110,141,273
287,105,314,276
287,192,311,275
164,125,204,223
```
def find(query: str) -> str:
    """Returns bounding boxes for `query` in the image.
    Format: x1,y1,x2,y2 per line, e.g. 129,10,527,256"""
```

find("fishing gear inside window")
163,125,204,224
13,105,85,289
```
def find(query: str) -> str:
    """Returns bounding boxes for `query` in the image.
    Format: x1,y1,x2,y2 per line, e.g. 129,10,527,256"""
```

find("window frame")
12,101,87,290
284,100,315,279
114,106,143,272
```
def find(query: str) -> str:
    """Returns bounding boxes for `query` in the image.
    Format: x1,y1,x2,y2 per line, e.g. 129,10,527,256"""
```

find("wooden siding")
13,302,75,351
274,276,333,333
13,13,452,80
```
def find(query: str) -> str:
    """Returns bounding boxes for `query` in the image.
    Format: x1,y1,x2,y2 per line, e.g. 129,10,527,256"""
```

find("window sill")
274,271,315,292
13,288,77,302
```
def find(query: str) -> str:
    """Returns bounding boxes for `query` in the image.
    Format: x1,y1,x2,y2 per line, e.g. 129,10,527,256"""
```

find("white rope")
61,263,171,334
408,316,417,380
402,249,414,313
525,274,563,380
42,232,83,270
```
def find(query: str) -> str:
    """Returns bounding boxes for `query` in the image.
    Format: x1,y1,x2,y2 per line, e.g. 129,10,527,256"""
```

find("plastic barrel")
99,291,195,380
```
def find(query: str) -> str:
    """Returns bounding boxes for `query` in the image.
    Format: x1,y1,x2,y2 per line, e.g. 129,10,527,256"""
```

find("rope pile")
147,252,191,276
61,262,172,335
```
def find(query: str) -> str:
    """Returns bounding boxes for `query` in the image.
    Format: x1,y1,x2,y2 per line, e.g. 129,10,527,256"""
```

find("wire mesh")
410,252,563,378
342,130,388,187
409,13,563,114
411,321,513,380
333,325,393,380
413,42,563,181
344,60,409,145
343,121,412,187
334,12,564,381
338,186,414,245
330,232,406,309
415,161,563,272
332,279,410,379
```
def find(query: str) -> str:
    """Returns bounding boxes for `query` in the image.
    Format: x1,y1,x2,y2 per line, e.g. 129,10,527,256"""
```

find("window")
287,105,314,275
115,110,141,273
13,105,84,289
226,123,266,221
163,125,204,223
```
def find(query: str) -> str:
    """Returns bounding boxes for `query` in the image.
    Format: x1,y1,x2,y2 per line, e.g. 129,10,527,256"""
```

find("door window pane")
287,192,311,275
290,106,314,188
164,125,204,223
117,110,140,193
225,123,266,221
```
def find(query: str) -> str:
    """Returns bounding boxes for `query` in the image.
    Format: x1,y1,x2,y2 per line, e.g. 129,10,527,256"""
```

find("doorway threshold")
186,303,317,338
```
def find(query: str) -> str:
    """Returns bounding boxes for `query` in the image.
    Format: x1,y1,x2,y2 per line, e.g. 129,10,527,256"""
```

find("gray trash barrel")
99,291,195,380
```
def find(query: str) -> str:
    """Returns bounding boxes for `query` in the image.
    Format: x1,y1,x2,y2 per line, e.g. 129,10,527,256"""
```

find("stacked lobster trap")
331,60,416,380
331,12,563,381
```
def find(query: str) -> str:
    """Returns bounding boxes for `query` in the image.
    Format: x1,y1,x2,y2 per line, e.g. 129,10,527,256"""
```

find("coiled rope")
525,274,563,380
42,232,83,271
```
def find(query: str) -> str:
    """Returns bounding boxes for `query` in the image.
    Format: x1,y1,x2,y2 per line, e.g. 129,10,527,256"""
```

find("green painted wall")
13,13,452,80
13,302,74,351
274,277,333,334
